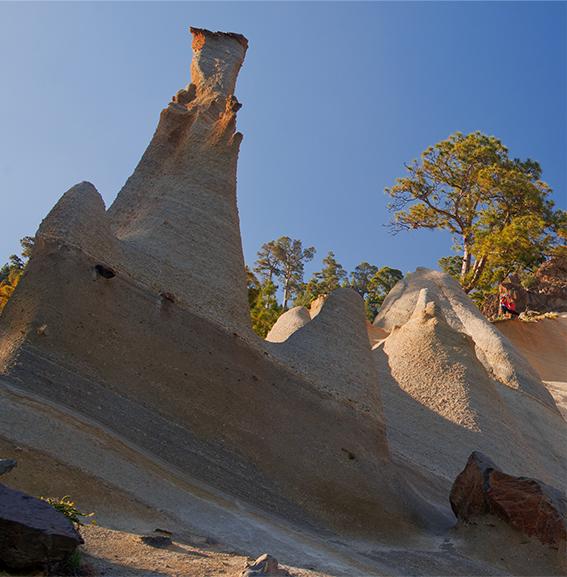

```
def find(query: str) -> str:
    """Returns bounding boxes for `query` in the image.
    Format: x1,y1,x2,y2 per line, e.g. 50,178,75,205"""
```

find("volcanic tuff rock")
266,306,312,343
0,27,430,540
107,27,250,331
496,314,567,419
375,268,557,409
373,270,567,493
267,289,382,417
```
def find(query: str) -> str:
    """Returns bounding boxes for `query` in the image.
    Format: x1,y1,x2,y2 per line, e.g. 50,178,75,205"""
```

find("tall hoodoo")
108,27,250,330
189,27,248,99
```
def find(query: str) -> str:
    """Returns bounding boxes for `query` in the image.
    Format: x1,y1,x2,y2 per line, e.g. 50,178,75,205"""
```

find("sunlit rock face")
3,27,567,572
267,289,384,418
373,269,567,497
0,28,421,539
374,267,557,409
108,27,250,331
266,306,311,343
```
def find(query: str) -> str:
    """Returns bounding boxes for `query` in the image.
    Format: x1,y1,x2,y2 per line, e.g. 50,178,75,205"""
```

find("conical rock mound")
265,306,311,343
267,288,383,419
36,181,119,264
375,274,567,492
375,268,558,410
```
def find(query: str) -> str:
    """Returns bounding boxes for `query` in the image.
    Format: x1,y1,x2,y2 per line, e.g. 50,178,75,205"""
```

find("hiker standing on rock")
499,285,519,318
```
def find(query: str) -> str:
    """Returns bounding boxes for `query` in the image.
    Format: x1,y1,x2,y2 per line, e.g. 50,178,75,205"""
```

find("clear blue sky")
1,2,565,278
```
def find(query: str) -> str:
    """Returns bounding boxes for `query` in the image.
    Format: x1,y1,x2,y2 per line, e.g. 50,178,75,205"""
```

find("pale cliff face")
107,28,250,331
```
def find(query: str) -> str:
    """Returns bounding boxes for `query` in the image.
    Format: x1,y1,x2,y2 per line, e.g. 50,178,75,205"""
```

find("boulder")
0,484,83,570
450,452,567,550
0,459,16,476
265,306,311,343
241,553,289,576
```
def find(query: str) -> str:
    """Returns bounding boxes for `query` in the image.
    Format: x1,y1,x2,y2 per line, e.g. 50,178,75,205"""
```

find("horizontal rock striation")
2,26,567,572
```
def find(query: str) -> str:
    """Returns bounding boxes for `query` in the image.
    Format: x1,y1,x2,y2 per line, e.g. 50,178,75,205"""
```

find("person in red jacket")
499,285,519,318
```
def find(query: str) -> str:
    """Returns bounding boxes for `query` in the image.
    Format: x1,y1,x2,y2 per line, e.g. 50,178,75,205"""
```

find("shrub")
40,495,95,528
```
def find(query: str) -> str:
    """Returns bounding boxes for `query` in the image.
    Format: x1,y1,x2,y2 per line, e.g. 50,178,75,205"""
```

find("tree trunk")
464,255,487,293
460,242,471,285
282,279,289,310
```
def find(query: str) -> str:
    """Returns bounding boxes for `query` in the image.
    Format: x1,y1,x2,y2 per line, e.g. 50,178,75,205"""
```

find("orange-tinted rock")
451,451,567,549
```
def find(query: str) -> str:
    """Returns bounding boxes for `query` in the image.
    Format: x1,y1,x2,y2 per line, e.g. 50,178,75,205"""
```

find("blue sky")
0,2,565,279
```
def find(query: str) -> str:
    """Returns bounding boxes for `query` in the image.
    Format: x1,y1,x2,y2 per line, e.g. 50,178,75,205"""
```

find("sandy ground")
80,525,328,577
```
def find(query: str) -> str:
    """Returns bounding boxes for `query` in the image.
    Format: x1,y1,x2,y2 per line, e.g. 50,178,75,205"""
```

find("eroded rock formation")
265,306,311,343
267,289,383,417
2,26,567,576
374,268,557,409
480,255,567,318
107,27,250,331
0,27,425,540
371,269,567,494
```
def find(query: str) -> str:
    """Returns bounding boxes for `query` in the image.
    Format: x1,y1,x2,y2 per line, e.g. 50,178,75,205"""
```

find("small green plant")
60,549,83,576
41,495,95,528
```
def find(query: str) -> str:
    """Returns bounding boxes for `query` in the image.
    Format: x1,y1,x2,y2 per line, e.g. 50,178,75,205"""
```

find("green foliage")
246,266,261,307
293,257,402,320
438,255,462,280
313,251,348,293
365,266,403,319
348,263,403,320
386,131,565,305
41,495,95,528
254,237,315,309
249,278,283,338
250,237,404,332
59,549,83,576
0,237,34,313
294,251,347,306
350,262,379,297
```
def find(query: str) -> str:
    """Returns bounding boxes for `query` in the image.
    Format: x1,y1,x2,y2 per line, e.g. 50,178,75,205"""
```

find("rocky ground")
78,525,328,577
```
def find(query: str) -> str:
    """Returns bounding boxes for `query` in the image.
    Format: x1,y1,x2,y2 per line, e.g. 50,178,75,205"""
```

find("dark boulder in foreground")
0,483,83,570
450,451,567,550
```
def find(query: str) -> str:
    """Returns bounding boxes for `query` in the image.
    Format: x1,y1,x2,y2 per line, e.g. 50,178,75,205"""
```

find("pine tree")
254,237,315,309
